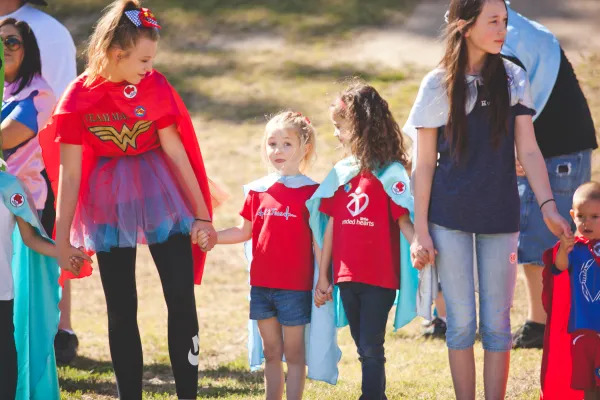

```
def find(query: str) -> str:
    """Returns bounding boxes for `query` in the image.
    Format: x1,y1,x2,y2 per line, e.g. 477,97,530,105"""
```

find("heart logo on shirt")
10,193,24,208
124,85,137,99
391,181,406,196
347,187,369,217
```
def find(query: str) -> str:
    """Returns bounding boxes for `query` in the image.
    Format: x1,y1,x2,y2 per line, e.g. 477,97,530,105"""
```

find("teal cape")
0,172,61,400
244,174,342,385
305,157,418,330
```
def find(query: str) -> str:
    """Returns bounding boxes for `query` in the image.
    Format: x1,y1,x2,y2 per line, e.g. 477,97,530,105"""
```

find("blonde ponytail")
85,0,159,86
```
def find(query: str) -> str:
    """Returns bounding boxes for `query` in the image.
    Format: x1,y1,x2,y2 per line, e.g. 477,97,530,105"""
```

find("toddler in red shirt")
200,111,318,400
313,83,427,399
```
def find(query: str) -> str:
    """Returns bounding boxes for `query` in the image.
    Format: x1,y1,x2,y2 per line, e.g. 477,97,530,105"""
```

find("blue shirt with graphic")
553,243,600,333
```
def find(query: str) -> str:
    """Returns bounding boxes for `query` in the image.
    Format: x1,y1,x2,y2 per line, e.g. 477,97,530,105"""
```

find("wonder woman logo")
89,120,153,152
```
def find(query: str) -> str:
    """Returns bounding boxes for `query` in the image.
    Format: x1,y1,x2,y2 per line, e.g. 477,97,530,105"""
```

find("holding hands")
410,232,437,271
192,220,217,252
314,275,333,308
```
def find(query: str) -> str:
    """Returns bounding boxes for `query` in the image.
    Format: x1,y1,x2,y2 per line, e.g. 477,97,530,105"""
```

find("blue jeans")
430,223,518,352
249,287,312,326
518,149,592,265
338,282,396,400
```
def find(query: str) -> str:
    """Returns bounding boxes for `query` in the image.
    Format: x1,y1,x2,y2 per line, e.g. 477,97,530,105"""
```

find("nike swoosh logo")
188,334,199,366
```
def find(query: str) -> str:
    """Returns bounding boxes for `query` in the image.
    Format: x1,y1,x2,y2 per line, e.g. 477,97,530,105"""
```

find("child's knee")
283,346,305,365
263,342,284,362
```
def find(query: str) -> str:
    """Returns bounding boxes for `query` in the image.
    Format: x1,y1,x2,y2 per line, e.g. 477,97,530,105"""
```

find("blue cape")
243,173,342,385
1,172,61,400
306,157,418,330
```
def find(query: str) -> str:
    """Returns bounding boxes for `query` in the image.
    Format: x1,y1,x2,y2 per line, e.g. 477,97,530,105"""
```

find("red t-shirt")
241,182,319,291
319,171,409,289
56,93,175,157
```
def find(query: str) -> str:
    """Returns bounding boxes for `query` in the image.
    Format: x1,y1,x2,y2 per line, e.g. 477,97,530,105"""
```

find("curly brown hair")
331,82,408,171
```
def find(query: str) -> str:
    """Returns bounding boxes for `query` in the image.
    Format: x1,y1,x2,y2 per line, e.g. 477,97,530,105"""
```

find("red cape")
540,243,583,399
39,70,213,286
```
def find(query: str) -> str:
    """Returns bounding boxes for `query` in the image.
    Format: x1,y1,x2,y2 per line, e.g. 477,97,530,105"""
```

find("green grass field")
38,1,600,398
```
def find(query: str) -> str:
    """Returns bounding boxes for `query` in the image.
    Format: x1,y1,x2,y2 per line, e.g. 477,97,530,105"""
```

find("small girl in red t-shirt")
200,111,318,400
313,82,427,399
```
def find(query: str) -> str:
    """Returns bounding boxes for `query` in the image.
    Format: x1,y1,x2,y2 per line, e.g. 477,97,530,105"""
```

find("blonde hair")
573,181,600,207
263,111,317,173
85,0,160,86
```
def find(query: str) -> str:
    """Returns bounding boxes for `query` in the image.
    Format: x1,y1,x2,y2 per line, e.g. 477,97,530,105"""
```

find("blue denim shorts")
518,150,592,266
431,223,518,352
249,286,312,326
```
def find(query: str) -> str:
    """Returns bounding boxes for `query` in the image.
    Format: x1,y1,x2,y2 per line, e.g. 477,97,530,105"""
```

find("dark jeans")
338,282,396,400
97,234,199,399
0,300,17,400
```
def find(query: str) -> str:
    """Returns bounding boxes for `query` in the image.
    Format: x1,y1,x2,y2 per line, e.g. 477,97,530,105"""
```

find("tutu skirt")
71,149,194,252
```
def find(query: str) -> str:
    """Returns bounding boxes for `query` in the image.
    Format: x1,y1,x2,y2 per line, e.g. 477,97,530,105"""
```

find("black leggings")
0,300,17,400
97,234,199,399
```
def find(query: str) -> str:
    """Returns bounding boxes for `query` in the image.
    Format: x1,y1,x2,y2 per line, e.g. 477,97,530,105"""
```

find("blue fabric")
429,89,535,234
502,6,561,120
518,150,592,265
430,223,518,352
2,92,39,131
0,172,61,400
249,287,312,326
243,174,341,385
306,157,417,331
558,244,600,333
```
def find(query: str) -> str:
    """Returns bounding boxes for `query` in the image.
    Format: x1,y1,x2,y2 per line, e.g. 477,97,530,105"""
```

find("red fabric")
570,330,600,390
241,182,318,291
540,243,583,400
319,171,408,290
39,70,213,285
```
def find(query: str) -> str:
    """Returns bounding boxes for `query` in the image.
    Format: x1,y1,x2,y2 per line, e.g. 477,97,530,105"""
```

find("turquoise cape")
305,157,418,330
244,173,342,385
1,172,61,400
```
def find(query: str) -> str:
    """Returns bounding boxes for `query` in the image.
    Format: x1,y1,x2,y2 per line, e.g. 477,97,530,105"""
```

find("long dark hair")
331,82,408,171
441,0,509,162
0,18,42,95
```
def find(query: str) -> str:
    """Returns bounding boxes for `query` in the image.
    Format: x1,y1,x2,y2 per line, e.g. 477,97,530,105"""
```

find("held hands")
59,245,92,276
559,233,575,255
314,276,333,308
541,202,573,239
192,220,217,252
410,232,437,270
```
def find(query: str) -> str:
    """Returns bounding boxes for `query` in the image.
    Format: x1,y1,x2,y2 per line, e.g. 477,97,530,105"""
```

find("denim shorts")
518,150,592,266
430,223,518,352
249,286,312,326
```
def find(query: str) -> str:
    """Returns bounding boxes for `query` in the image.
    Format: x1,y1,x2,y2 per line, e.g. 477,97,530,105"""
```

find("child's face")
265,128,305,175
464,0,507,56
110,36,157,84
570,199,600,240
330,110,352,147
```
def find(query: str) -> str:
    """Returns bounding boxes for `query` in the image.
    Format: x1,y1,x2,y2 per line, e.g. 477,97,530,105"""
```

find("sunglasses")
1,35,22,51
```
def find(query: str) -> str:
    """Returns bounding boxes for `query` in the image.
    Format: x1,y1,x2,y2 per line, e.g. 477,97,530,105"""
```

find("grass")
37,1,600,398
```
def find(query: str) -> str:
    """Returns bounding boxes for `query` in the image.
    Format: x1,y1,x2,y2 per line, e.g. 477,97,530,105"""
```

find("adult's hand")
411,230,437,268
191,220,217,251
541,204,572,238
58,243,92,276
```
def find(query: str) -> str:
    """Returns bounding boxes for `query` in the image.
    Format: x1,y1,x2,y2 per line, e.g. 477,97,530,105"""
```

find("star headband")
124,8,161,29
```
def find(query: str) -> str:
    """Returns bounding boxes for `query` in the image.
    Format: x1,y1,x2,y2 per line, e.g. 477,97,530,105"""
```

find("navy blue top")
2,91,39,159
429,85,535,234
552,243,600,333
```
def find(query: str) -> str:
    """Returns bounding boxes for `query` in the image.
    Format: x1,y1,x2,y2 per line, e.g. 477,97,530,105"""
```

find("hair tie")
124,8,161,29
293,111,311,125
444,10,450,24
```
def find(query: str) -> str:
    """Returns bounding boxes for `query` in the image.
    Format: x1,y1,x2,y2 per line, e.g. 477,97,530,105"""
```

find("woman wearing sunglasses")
0,18,55,232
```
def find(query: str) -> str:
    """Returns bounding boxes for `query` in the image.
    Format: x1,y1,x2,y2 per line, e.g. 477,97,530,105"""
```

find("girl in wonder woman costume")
39,1,216,398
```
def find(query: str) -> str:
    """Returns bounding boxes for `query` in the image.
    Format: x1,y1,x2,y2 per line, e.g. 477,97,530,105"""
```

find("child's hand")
314,276,333,308
559,233,575,254
197,229,211,251
62,246,92,276
411,247,429,270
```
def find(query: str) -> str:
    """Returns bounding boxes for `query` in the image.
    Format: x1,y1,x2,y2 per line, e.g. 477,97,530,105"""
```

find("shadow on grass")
48,0,418,40
281,61,407,82
59,356,264,398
